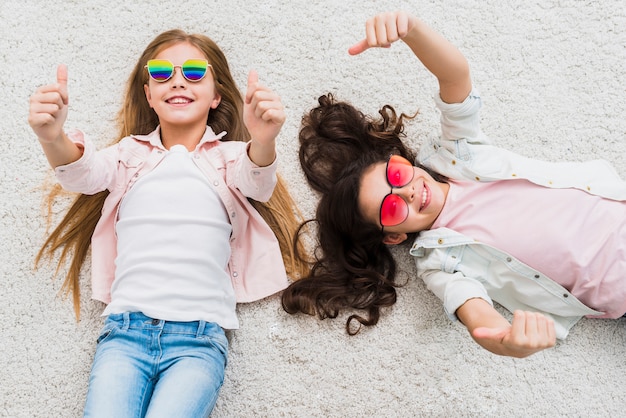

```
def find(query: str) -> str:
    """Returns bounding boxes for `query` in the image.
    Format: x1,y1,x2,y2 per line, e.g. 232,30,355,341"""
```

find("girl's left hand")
348,11,417,55
243,70,285,148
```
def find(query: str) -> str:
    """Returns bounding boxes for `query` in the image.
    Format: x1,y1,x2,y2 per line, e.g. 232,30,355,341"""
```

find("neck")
159,123,207,151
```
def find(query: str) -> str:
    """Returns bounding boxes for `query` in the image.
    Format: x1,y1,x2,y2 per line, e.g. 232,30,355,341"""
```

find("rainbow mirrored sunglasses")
145,59,211,82
380,155,415,230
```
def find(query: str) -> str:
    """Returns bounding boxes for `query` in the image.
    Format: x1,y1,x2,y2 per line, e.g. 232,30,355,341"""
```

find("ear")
210,93,221,109
382,232,408,246
144,84,154,108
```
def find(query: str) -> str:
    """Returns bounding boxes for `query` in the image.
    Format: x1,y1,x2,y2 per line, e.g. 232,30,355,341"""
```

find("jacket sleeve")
434,87,488,145
419,268,494,322
54,129,118,194
419,88,520,181
230,141,278,202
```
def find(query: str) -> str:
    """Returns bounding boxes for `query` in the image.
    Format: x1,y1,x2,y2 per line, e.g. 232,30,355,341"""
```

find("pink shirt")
432,179,626,318
55,127,288,305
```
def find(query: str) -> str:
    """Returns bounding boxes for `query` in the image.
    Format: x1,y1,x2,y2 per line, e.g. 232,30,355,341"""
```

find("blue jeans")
83,312,228,418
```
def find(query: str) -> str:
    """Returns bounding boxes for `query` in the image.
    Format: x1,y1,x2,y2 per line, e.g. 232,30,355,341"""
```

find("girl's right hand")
28,64,69,144
348,11,417,55
472,310,557,358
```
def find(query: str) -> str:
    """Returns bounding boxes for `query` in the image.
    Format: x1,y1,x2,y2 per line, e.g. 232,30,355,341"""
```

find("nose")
170,67,187,87
394,182,415,202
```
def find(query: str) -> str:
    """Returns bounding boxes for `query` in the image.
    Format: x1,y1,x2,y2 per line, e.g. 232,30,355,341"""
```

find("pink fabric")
55,127,288,305
432,179,626,318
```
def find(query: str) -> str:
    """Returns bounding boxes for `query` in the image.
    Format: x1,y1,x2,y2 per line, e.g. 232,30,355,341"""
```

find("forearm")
403,17,472,103
39,131,83,168
456,298,515,356
457,298,554,358
247,139,276,168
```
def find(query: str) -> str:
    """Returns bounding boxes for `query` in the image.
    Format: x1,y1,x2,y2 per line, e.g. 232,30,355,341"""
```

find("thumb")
245,69,258,104
57,64,69,105
472,326,508,342
348,39,369,56
348,39,391,56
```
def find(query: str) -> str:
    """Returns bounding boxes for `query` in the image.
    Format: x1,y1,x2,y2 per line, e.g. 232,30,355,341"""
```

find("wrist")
247,139,276,167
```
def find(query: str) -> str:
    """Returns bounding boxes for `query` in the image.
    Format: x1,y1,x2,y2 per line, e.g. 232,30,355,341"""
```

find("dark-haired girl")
282,11,626,359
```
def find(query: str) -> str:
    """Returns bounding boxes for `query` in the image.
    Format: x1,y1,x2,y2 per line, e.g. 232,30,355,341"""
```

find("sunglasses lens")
380,194,409,227
147,59,174,82
182,59,208,81
387,155,414,188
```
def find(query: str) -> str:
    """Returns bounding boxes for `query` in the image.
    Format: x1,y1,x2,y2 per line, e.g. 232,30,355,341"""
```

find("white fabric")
107,144,237,329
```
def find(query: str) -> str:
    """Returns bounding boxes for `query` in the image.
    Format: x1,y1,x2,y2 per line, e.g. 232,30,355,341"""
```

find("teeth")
421,188,428,208
168,97,190,104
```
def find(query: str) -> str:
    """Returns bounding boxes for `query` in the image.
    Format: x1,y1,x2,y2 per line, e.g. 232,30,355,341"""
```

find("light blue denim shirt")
411,88,626,339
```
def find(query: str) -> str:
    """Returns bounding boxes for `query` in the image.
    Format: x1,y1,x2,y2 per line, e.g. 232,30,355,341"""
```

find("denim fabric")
83,312,228,418
413,88,626,339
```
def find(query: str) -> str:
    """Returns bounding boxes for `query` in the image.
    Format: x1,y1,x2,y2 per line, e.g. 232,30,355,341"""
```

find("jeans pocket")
199,328,229,360
96,324,119,345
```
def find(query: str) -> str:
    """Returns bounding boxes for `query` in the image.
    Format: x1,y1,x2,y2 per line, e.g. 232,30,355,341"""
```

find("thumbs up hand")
243,70,285,167
28,64,70,143
472,310,556,358
348,11,416,56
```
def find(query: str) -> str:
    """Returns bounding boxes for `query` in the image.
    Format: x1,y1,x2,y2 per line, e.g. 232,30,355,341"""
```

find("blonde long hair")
36,30,308,318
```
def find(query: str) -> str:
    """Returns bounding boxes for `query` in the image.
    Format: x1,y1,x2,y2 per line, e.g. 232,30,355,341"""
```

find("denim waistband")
106,312,222,337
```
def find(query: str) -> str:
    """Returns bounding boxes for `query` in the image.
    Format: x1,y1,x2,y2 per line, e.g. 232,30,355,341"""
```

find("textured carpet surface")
1,0,625,417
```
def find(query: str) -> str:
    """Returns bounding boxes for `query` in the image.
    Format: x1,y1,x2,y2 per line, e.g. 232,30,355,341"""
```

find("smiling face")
143,42,221,134
358,161,449,244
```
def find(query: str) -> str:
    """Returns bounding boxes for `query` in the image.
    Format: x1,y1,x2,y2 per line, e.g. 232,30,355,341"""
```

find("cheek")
144,84,154,108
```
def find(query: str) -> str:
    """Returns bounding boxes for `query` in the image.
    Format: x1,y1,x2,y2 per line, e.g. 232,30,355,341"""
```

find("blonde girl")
29,30,305,417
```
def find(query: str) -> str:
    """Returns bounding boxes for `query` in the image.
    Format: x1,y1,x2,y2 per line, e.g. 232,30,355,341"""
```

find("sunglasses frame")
145,59,212,83
379,155,415,231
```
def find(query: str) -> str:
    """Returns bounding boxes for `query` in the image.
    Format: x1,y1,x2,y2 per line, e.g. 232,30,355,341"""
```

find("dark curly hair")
281,94,444,334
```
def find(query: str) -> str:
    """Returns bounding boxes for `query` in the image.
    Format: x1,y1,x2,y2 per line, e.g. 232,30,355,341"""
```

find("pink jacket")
55,126,288,304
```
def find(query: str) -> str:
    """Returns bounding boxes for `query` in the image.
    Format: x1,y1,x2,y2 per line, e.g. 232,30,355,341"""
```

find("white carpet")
1,0,625,417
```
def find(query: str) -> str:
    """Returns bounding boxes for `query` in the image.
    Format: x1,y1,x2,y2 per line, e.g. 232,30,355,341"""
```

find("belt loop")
196,320,206,337
122,312,130,331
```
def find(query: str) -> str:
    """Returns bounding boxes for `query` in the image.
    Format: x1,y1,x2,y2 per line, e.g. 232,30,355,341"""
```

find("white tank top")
104,144,238,329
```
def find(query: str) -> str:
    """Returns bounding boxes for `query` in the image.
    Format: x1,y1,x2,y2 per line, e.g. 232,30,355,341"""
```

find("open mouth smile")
419,183,430,211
